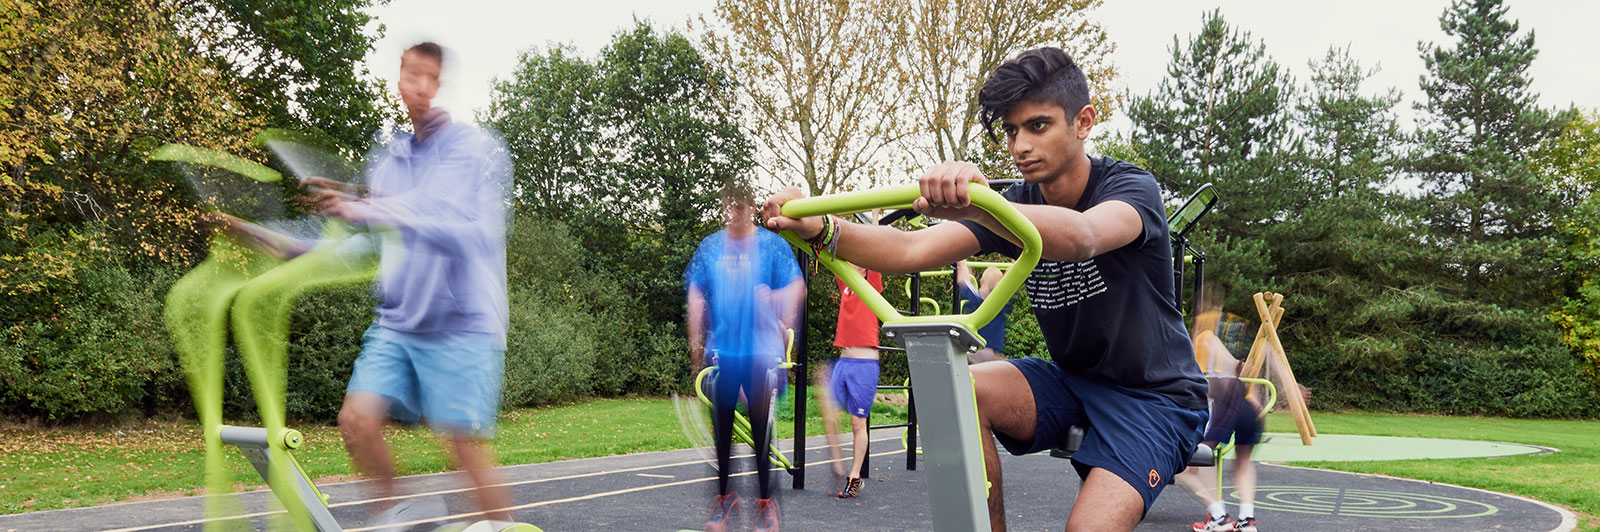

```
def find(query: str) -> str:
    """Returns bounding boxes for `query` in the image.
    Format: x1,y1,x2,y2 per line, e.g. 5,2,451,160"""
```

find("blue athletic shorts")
830,357,880,418
1203,385,1262,446
995,357,1208,515
347,324,505,439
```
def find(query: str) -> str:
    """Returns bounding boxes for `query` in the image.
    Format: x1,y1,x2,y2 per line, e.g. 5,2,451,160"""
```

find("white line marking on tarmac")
346,448,909,532
101,435,905,532
635,473,674,479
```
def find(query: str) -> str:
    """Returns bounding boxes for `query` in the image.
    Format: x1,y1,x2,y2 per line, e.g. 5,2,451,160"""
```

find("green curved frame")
692,330,798,470
149,143,283,183
779,183,1041,339
167,226,378,531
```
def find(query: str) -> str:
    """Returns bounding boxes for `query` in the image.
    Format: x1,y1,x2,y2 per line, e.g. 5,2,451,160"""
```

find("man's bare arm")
212,213,313,260
687,286,708,373
910,161,1144,263
963,200,1144,263
776,277,807,338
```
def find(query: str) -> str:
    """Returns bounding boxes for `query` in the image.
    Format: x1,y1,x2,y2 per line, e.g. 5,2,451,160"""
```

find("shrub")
0,228,185,420
1292,288,1600,418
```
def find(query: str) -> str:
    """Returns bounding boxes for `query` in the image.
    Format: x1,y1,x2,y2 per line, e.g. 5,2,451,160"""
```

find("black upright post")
950,263,962,314
1192,250,1205,312
792,252,810,490
1172,238,1187,313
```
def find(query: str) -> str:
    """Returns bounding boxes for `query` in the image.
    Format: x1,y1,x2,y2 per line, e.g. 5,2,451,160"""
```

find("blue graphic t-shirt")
958,157,1207,410
684,228,803,361
957,282,1013,354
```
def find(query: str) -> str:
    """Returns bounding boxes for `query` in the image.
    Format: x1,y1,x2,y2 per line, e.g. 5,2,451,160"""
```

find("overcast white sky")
364,0,1600,135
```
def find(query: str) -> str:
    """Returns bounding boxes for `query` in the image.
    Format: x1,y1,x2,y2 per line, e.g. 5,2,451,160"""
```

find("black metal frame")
1167,184,1217,315
790,252,809,489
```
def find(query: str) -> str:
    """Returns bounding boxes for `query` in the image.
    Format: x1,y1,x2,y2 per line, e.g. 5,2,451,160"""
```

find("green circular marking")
1229,486,1499,519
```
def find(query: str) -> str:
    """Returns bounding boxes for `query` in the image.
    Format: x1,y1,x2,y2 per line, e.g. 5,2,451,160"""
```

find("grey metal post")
884,322,990,532
219,425,343,532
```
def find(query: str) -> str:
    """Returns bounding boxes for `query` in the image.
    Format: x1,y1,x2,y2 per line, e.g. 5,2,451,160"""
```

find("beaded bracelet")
808,215,838,259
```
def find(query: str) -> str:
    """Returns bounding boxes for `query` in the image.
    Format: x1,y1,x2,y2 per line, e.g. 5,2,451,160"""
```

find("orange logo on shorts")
1148,469,1160,487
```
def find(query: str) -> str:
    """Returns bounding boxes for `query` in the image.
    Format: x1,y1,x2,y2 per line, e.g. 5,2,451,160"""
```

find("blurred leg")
450,436,512,521
848,414,870,478
339,392,396,508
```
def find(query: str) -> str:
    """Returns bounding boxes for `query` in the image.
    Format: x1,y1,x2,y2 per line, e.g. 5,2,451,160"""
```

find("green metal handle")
1239,376,1278,414
779,183,1040,336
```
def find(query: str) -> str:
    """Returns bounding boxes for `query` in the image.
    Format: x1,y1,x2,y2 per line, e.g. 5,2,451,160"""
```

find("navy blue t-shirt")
957,282,1013,354
958,157,1207,410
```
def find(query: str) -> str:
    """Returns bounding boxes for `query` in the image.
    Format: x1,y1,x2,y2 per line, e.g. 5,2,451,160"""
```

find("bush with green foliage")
501,217,689,408
0,226,183,420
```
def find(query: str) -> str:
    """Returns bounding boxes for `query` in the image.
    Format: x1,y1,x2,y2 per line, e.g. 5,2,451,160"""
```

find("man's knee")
970,361,1034,435
968,348,1003,365
338,393,386,436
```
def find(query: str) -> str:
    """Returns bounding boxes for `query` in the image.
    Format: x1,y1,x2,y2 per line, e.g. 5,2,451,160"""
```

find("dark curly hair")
977,47,1090,142
405,41,445,69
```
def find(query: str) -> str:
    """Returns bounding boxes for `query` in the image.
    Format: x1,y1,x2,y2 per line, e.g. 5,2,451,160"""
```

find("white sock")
1207,502,1227,519
1239,503,1254,519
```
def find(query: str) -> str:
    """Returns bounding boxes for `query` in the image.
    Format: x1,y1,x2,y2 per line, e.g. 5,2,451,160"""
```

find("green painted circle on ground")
1249,432,1548,462
1235,486,1500,518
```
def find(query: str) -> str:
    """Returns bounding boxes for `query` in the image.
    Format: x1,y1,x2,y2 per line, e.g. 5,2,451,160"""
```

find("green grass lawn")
3,397,1595,532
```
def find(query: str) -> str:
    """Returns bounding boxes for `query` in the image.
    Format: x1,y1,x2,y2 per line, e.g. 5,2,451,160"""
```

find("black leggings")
711,356,776,499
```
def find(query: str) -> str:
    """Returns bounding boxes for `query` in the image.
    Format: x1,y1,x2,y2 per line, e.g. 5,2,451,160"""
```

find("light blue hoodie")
345,113,511,345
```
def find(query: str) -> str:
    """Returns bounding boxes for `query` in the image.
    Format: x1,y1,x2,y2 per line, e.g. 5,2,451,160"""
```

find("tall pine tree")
1377,0,1599,417
1413,0,1572,307
1276,47,1433,408
1126,9,1296,306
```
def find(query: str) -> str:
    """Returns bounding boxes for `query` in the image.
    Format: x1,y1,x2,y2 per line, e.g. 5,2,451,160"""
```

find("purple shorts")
830,357,879,418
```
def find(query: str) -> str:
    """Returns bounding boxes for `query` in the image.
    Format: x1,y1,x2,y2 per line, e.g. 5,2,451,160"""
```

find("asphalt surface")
0,430,1571,532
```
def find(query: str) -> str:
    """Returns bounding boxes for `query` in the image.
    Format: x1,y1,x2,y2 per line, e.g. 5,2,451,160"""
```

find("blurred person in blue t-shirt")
684,181,805,532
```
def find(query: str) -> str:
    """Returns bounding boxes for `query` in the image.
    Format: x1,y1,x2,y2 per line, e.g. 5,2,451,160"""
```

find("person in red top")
819,262,884,498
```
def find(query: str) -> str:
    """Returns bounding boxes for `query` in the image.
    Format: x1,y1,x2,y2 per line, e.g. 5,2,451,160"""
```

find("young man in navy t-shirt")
762,47,1207,532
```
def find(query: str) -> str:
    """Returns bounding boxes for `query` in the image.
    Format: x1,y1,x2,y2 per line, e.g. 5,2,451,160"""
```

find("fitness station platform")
0,429,1572,532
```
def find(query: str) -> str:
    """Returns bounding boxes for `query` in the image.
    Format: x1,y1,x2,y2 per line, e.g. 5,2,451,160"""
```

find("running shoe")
704,493,741,532
753,497,780,532
836,476,863,499
1191,512,1232,532
368,496,445,532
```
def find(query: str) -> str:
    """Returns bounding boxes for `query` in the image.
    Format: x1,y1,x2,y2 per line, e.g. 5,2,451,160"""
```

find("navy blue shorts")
830,358,879,418
1203,389,1262,446
995,357,1208,515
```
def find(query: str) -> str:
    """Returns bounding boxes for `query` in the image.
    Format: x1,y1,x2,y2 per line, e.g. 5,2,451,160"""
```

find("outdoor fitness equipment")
1214,376,1276,495
691,329,800,470
777,182,1041,532
1168,183,1217,315
158,141,543,532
